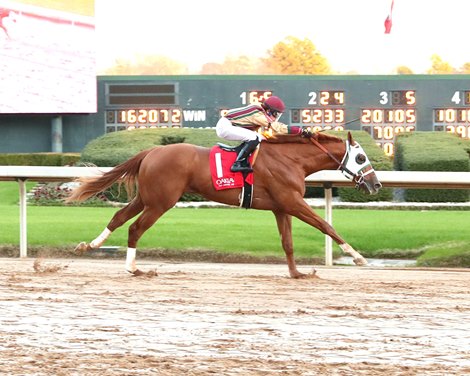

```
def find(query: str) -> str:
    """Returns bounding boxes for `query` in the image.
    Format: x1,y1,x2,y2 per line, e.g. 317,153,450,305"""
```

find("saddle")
216,143,244,153
209,143,255,208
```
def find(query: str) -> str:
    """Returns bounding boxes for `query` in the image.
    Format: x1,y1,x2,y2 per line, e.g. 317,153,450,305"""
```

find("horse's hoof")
290,270,318,279
74,242,90,254
128,269,158,277
353,256,368,266
128,269,145,276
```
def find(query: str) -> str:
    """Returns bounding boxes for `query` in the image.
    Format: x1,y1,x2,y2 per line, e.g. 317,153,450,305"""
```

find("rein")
308,136,364,187
309,137,344,169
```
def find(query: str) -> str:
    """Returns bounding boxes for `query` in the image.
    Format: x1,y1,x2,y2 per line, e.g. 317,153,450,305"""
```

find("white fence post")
18,178,28,258
324,185,333,267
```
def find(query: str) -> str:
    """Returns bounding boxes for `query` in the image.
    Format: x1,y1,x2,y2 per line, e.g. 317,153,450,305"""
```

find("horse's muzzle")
358,176,382,195
356,172,382,195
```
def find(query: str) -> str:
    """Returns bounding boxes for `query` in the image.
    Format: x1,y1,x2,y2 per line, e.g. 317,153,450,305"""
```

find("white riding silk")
216,117,261,142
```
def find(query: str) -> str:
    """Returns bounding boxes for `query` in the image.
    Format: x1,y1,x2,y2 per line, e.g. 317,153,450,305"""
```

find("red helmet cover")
263,96,285,113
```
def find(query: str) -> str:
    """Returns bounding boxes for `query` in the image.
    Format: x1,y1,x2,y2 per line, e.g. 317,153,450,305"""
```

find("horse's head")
339,132,382,195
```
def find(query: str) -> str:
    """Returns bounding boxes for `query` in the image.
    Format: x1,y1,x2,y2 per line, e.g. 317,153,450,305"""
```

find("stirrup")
231,161,253,173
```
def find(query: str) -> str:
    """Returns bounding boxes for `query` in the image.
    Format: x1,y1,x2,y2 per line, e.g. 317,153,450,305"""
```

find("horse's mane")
312,132,344,143
264,132,343,145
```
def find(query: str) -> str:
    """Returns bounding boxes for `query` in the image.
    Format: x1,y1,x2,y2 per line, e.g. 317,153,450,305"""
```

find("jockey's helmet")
262,96,285,122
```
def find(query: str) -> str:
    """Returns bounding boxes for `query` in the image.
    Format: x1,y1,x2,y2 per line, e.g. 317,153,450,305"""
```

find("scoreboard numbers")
291,91,346,132
361,90,417,156
99,77,470,156
106,109,182,131
240,90,272,105
433,90,470,139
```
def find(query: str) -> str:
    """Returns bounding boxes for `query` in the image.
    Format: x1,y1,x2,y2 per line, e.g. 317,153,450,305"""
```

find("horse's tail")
65,148,153,203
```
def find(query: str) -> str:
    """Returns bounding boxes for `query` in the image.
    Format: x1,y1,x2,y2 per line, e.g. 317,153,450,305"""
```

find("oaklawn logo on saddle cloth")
209,144,255,208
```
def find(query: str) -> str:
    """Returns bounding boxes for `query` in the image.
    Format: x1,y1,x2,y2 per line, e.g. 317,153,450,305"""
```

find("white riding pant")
216,117,263,142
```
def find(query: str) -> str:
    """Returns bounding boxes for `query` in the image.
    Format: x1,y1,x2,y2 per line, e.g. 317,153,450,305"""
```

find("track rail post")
18,178,28,258
324,183,333,266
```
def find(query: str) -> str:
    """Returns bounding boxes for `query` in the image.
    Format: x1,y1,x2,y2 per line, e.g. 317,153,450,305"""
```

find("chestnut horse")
66,132,382,278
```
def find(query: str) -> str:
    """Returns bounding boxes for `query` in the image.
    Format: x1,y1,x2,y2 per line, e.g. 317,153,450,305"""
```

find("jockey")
216,96,310,173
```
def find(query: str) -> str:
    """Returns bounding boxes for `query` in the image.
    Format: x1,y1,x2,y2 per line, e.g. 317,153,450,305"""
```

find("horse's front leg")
289,201,368,266
273,211,316,278
338,244,368,266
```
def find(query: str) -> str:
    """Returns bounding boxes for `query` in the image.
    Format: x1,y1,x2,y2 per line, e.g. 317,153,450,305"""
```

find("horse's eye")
355,154,366,164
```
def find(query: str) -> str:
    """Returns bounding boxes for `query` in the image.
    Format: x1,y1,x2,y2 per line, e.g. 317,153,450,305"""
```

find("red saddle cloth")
209,146,254,190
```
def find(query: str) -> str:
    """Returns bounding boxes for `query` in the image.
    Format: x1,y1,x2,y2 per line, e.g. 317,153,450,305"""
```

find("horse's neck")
262,136,345,175
301,142,344,174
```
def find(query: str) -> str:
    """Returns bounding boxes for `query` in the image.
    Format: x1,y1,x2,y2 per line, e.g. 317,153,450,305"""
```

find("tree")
395,66,414,74
263,36,331,75
103,55,188,75
200,55,263,74
427,54,454,74
458,62,470,74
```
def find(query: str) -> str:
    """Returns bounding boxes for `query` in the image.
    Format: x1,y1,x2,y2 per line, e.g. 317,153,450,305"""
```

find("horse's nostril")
375,182,382,190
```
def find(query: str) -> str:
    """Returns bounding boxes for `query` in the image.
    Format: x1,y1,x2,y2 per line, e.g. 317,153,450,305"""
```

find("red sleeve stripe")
226,105,261,120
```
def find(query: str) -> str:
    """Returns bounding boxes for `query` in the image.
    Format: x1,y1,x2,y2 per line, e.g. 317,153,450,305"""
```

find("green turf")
1,182,469,265
1,201,469,261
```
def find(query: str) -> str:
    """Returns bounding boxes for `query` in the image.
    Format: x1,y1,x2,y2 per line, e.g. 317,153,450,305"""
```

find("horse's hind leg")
125,204,171,275
274,211,317,278
75,196,144,254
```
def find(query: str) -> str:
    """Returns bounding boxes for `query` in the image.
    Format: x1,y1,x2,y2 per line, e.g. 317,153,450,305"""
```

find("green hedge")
80,128,232,166
394,132,470,202
335,131,394,202
0,153,81,166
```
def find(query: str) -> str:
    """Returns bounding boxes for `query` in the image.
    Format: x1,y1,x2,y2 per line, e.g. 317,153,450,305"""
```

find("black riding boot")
231,139,260,173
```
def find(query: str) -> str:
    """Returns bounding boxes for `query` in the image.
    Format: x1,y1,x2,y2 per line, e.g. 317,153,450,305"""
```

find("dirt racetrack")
0,258,469,376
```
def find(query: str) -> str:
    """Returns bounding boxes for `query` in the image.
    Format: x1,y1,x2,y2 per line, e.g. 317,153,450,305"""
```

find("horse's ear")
347,131,354,145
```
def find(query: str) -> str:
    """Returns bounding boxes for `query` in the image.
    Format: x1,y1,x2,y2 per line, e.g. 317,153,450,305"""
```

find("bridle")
309,136,374,189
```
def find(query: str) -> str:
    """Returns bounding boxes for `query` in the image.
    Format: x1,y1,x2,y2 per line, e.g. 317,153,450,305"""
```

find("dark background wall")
1,75,469,154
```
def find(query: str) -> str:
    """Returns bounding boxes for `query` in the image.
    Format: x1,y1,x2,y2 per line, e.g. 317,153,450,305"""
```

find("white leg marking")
126,248,137,273
90,228,111,249
340,243,368,266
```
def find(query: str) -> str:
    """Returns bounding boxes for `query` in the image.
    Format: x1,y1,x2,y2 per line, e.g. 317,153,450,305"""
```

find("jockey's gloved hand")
301,128,313,138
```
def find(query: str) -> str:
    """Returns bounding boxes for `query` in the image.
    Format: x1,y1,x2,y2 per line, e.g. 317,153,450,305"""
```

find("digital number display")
360,109,417,157
240,90,273,105
291,109,345,125
361,109,416,124
309,91,345,106
361,124,415,156
378,90,416,106
291,91,345,131
433,108,470,138
106,109,182,131
219,90,274,117
361,125,416,141
450,91,470,105
434,108,470,123
359,91,417,156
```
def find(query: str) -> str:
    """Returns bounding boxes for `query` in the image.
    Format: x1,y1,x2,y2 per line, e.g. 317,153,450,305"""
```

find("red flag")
384,0,394,34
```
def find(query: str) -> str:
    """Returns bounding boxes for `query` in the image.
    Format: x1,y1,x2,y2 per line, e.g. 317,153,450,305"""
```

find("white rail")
1,166,469,263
